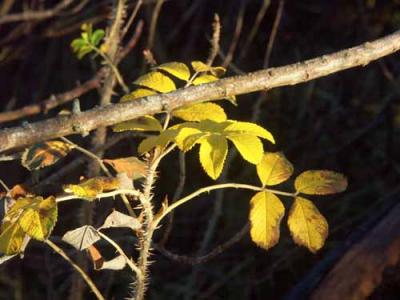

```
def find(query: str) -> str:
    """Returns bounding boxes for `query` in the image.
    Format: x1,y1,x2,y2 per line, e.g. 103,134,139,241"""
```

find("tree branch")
1,30,400,152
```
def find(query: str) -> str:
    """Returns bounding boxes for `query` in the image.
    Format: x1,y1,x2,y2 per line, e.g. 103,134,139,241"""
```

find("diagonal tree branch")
1,30,400,153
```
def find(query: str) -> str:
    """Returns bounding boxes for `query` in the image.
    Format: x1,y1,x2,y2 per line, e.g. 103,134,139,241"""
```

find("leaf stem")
45,239,105,300
154,183,295,227
56,188,141,203
97,231,142,279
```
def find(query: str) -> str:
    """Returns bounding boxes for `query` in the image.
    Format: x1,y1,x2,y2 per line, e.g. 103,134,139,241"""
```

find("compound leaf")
112,115,162,132
120,88,157,102
227,134,264,164
18,196,57,241
249,191,285,250
199,135,228,180
134,71,176,93
224,121,275,144
157,62,190,81
62,225,100,251
172,102,227,122
22,140,73,171
295,170,347,195
287,197,328,253
257,152,294,186
103,157,147,180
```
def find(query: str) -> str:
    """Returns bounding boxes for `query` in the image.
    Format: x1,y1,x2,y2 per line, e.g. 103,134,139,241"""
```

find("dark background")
0,0,400,299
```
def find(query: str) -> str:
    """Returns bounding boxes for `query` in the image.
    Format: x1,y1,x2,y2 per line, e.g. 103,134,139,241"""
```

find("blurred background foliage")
0,0,400,299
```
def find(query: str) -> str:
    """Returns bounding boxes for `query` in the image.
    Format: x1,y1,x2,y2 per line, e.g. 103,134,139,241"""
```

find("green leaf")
172,102,227,122
18,196,57,241
90,29,105,46
224,121,275,144
157,62,191,81
112,116,162,132
199,135,228,180
120,88,157,102
249,191,285,250
287,197,328,253
295,170,347,195
226,134,264,164
21,140,74,171
134,71,176,93
257,152,294,186
0,222,27,255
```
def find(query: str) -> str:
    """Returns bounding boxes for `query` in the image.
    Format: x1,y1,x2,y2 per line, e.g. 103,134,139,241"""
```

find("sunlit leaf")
226,134,264,164
257,152,294,186
90,29,105,46
287,197,328,253
249,191,285,250
18,196,57,241
99,210,141,231
191,61,226,76
175,127,208,151
63,177,121,200
21,140,73,171
63,226,100,251
223,121,275,144
172,102,227,122
103,157,147,180
120,88,157,102
134,71,176,93
199,135,228,180
0,222,27,255
157,62,190,81
138,128,179,154
295,170,347,195
192,74,218,85
112,115,162,132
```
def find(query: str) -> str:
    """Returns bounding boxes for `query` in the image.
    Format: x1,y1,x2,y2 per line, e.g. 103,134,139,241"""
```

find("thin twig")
1,30,400,151
45,239,105,300
147,0,165,50
56,188,141,203
263,0,284,68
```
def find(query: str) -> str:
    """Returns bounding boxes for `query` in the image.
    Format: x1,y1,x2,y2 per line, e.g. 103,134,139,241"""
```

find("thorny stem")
45,239,105,300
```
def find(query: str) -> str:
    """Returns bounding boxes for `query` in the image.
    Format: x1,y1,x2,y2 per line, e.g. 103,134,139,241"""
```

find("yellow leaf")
120,88,156,102
112,115,162,132
0,222,27,255
191,61,226,76
18,196,57,241
249,191,284,250
199,135,228,180
257,152,294,186
175,127,208,151
172,103,227,122
226,134,264,164
134,71,176,93
21,140,73,171
224,121,275,144
157,62,190,81
138,128,179,154
287,197,328,253
192,74,218,85
103,157,147,180
295,170,347,195
63,177,120,200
